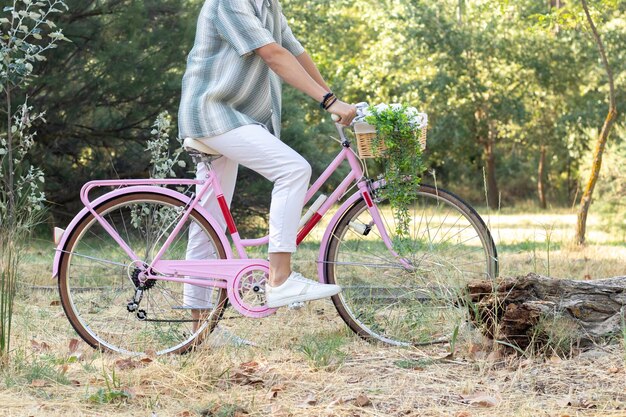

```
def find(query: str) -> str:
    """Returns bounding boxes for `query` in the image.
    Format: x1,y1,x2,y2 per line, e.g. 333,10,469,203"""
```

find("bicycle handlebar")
331,101,369,126
331,102,370,142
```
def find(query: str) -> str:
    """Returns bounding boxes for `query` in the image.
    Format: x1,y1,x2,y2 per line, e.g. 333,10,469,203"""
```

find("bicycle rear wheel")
58,192,228,355
324,184,497,346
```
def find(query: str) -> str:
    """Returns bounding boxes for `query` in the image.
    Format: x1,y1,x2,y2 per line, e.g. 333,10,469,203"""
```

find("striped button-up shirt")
178,0,305,139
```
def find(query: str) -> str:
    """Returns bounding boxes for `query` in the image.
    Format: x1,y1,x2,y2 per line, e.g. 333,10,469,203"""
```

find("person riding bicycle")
179,0,357,311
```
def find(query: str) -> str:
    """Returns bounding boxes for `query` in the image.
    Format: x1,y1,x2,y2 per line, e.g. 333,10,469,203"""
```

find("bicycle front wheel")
324,184,497,346
58,192,228,355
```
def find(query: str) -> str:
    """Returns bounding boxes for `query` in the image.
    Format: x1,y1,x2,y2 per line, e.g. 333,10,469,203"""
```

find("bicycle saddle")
183,137,221,156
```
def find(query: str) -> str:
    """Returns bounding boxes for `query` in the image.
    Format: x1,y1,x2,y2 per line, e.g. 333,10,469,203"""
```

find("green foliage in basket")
365,104,426,236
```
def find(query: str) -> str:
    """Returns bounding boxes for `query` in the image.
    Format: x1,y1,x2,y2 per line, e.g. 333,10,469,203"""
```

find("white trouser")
183,124,312,308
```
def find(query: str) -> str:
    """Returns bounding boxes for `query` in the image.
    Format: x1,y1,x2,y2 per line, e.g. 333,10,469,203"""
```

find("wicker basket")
353,121,427,159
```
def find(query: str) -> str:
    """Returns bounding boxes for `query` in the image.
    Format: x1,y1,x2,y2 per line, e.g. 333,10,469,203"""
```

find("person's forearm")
296,51,331,93
257,44,327,102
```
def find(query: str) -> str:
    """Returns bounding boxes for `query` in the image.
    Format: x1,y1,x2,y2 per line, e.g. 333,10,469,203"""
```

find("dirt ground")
1,290,625,417
1,212,625,417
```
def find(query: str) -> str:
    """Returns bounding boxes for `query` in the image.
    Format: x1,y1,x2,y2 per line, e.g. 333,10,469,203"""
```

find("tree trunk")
551,0,563,33
537,144,547,209
484,131,499,209
467,273,626,350
474,104,499,210
457,0,465,24
575,0,618,245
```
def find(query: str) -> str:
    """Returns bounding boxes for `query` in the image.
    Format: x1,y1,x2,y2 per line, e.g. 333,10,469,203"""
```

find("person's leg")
268,252,291,286
199,124,312,270
184,155,238,329
188,124,340,310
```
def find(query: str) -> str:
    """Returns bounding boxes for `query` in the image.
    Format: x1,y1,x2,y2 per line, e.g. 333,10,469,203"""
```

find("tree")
28,0,200,221
575,0,619,244
0,0,69,363
14,0,624,226
400,1,535,207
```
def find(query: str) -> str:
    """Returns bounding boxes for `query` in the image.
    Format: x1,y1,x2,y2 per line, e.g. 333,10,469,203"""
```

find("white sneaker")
265,272,342,308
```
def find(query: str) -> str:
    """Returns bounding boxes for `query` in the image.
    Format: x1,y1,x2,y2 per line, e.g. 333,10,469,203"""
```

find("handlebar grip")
331,114,341,122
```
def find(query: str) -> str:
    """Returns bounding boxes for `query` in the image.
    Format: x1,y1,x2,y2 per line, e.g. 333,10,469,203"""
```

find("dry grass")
1,212,626,417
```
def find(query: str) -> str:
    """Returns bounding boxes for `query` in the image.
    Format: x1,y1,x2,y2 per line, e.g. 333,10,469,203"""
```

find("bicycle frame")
53,132,400,318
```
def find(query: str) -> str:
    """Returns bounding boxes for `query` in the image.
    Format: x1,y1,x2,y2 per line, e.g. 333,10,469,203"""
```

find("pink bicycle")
52,109,498,355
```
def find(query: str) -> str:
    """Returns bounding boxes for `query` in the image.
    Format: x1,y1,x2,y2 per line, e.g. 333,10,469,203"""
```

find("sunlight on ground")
475,210,626,280
482,211,623,245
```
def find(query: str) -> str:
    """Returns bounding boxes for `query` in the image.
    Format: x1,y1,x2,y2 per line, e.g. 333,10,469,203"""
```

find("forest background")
1,1,626,415
4,0,626,235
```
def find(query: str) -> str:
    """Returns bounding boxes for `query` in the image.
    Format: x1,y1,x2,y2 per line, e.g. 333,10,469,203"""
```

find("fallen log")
467,273,626,351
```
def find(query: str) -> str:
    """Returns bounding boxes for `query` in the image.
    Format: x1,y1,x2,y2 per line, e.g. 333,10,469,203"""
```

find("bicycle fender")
52,186,233,279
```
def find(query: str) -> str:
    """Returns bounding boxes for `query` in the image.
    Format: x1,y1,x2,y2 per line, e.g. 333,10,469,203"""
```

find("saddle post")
188,152,220,176
182,136,224,190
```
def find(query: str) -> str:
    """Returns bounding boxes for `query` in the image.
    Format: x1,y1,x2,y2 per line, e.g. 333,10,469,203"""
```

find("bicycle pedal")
288,301,305,310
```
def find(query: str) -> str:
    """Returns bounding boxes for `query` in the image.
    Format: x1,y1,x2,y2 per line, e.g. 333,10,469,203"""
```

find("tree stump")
467,273,626,351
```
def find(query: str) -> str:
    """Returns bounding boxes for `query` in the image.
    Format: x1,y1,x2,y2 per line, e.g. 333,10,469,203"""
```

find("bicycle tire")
324,184,498,346
58,192,228,355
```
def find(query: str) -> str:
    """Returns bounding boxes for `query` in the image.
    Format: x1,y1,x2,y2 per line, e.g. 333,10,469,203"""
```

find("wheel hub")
130,267,156,290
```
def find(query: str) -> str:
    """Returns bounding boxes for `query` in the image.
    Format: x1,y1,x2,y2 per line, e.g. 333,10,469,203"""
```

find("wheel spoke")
325,185,497,346
58,193,228,355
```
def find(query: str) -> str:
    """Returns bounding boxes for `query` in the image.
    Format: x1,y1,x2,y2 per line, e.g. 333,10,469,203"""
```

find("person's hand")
328,100,357,126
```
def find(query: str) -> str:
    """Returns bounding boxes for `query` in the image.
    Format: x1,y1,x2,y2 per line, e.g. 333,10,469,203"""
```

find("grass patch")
297,332,347,370
497,241,563,253
199,402,248,417
2,353,71,388
88,387,131,404
24,360,71,386
394,358,435,370
87,367,130,404
529,314,580,357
